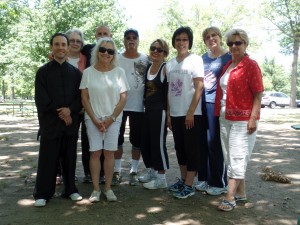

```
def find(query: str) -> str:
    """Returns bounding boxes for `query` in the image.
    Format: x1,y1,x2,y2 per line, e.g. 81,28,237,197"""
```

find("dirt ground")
0,108,299,225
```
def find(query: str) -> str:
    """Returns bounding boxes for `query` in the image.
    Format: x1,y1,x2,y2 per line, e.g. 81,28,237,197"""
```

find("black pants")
33,135,79,200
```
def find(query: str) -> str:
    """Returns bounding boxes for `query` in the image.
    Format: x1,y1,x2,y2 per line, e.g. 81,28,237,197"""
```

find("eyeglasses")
69,39,82,45
205,33,218,41
149,46,164,53
175,38,188,42
227,41,244,47
126,36,138,40
99,47,115,55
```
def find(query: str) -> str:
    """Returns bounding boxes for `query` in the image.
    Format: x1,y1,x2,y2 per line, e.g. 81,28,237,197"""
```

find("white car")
261,91,290,108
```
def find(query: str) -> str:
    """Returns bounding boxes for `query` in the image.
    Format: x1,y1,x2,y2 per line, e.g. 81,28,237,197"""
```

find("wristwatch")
110,115,116,122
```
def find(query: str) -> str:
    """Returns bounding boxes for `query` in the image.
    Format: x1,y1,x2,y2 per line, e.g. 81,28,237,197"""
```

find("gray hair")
65,28,84,46
225,28,249,46
90,37,117,67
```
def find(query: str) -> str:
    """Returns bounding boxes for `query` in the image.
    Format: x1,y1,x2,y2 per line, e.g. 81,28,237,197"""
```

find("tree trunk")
290,40,299,108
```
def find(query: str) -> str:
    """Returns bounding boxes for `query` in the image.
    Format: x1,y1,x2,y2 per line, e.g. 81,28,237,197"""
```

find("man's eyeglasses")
227,41,244,47
126,36,138,40
99,47,115,55
149,46,164,53
69,39,82,45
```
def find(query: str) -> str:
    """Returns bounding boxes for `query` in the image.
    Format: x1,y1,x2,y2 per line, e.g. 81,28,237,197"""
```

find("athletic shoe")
138,169,156,183
89,190,101,203
112,172,122,186
34,199,46,207
174,184,195,199
104,189,117,202
129,172,139,186
195,181,208,191
69,193,83,201
143,177,167,189
206,186,228,196
168,178,184,192
83,174,92,183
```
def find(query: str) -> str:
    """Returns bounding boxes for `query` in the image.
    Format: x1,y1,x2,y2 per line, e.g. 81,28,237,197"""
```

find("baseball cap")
124,28,139,38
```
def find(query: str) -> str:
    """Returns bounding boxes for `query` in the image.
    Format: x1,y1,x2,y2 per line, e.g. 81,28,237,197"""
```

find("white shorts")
219,117,257,179
85,119,121,151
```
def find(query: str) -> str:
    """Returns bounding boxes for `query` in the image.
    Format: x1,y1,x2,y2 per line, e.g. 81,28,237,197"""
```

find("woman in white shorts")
80,37,129,202
215,29,264,211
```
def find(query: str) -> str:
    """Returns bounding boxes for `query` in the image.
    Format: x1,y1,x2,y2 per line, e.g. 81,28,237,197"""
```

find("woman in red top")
215,29,264,211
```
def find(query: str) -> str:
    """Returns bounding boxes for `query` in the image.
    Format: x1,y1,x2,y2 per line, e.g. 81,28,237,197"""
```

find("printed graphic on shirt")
204,70,216,90
145,81,157,97
170,79,183,96
132,60,148,89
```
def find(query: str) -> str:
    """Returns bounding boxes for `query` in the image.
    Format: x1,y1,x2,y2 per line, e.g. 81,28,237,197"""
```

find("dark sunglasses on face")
227,41,244,47
126,36,138,40
99,46,115,55
149,46,164,53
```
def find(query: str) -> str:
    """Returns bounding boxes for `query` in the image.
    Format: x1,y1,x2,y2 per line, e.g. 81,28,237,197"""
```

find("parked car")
296,99,300,108
261,91,290,108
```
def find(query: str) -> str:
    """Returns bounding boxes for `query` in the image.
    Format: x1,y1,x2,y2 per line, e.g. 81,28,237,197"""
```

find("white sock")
114,159,122,173
130,159,139,173
157,173,165,179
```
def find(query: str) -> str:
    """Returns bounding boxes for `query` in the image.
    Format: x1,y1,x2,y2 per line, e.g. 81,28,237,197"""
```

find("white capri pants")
85,119,121,151
219,117,257,179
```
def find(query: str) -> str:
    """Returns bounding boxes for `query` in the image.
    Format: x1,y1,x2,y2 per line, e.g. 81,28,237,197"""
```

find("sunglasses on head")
149,46,164,53
227,41,244,47
99,46,115,55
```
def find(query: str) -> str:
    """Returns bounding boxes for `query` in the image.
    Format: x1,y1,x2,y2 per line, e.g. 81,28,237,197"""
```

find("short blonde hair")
90,37,117,66
202,26,222,43
225,28,249,46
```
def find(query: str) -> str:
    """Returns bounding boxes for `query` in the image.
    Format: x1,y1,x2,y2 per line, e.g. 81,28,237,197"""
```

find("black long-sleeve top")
35,60,82,139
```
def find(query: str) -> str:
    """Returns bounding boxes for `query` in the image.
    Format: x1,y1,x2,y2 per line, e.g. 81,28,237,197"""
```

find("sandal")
234,195,247,202
218,199,236,211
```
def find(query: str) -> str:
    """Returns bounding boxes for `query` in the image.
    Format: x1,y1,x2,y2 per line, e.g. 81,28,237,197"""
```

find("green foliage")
0,0,128,99
262,57,290,93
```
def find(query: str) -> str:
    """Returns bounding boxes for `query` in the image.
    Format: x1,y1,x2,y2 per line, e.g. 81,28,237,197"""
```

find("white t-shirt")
68,57,79,68
79,66,130,121
116,53,149,112
166,53,204,117
220,69,231,118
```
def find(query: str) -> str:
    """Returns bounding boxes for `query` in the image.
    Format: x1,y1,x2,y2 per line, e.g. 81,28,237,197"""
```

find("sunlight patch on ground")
163,219,201,225
17,199,34,206
135,214,146,219
146,206,163,213
0,156,9,160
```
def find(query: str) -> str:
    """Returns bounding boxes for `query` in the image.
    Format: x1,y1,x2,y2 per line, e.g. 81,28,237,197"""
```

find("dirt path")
0,109,299,225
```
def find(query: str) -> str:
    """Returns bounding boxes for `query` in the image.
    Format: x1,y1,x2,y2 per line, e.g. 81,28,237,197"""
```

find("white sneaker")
89,190,101,203
104,189,117,202
143,178,167,190
195,181,208,191
206,186,228,196
34,199,46,207
138,169,157,183
70,193,83,201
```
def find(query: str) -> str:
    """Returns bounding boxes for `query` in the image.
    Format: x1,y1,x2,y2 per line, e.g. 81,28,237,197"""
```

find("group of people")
33,24,264,212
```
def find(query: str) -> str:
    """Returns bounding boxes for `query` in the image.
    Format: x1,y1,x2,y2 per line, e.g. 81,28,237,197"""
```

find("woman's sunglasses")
99,47,115,55
149,46,164,53
227,41,244,47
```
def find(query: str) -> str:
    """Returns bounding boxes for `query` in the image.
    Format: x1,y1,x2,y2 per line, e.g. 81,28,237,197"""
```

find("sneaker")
206,186,228,196
195,181,208,191
99,176,105,184
89,190,101,203
143,177,167,190
129,172,139,186
83,174,92,183
168,178,184,192
112,172,122,186
34,199,46,207
174,184,195,199
103,189,117,202
70,193,83,201
138,169,156,183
